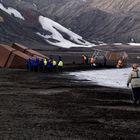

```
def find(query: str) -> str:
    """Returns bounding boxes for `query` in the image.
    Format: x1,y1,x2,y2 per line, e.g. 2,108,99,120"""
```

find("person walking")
127,64,140,105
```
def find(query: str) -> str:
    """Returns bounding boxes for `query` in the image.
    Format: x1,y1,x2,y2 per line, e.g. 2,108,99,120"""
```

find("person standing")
26,58,31,72
90,55,94,67
85,55,89,65
47,58,53,72
116,59,124,68
39,59,44,72
103,55,107,67
35,58,39,72
43,57,47,72
82,55,86,64
53,59,57,72
58,56,63,72
127,64,140,105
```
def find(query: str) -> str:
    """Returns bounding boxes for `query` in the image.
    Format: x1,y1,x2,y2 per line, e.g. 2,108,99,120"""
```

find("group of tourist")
26,56,63,72
82,55,105,67
82,54,124,68
82,54,140,105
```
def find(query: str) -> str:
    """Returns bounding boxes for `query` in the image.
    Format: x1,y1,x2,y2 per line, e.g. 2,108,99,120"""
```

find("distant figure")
30,59,35,71
35,58,39,72
58,56,63,72
53,59,57,72
116,59,124,68
39,59,44,72
127,64,140,105
90,56,94,67
26,58,31,72
103,55,107,67
85,55,89,65
43,57,47,72
82,55,86,64
130,38,135,43
58,56,62,61
47,58,53,72
32,58,38,72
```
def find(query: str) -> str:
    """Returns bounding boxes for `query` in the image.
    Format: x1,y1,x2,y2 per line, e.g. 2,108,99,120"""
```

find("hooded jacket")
127,69,140,88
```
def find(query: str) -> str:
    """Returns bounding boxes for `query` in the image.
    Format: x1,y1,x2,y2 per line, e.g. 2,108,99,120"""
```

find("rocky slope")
2,0,140,43
0,2,90,49
0,7,49,49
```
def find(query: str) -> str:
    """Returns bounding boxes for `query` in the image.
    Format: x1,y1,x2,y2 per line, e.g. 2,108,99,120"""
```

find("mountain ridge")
1,0,140,44
0,2,90,49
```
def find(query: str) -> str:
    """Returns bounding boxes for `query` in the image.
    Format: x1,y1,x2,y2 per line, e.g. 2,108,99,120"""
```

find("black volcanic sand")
0,45,140,140
0,68,140,140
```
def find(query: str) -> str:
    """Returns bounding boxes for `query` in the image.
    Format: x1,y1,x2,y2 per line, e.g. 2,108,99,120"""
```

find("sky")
69,68,132,88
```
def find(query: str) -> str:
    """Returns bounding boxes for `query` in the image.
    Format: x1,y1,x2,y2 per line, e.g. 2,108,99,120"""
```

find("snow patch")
128,43,140,46
113,43,123,45
69,68,132,88
0,3,24,20
38,15,93,48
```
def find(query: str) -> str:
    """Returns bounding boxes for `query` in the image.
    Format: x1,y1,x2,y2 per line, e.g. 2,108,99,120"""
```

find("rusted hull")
0,44,16,67
12,43,28,53
0,43,47,69
25,49,46,58
6,51,30,69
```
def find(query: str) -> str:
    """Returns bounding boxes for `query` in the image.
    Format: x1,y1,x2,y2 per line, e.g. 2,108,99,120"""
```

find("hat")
132,63,138,69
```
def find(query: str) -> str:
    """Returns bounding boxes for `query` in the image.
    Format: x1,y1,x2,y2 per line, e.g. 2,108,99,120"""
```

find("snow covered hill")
37,16,92,48
3,0,140,43
1,0,140,47
0,2,93,49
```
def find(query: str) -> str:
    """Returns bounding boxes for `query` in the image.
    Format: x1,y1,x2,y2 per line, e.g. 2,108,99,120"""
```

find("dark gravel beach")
0,45,140,140
0,67,140,140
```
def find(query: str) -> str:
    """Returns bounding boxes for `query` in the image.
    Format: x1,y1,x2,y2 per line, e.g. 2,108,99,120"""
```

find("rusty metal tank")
0,43,47,69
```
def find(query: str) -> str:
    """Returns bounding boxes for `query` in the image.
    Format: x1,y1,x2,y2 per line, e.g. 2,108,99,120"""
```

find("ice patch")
69,68,132,88
128,43,140,46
